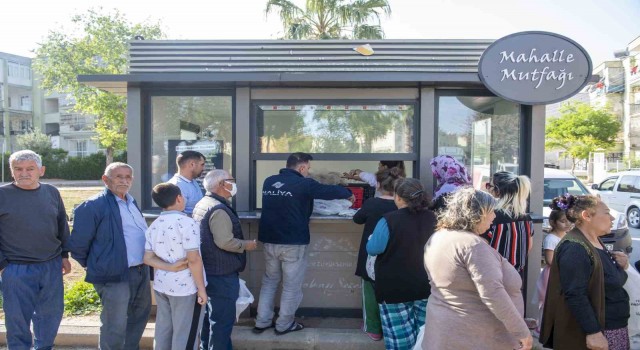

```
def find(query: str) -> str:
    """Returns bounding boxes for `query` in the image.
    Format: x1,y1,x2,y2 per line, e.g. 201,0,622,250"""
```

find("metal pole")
1,140,5,183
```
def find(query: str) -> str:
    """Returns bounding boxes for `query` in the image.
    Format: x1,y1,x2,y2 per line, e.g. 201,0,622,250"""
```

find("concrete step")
0,317,386,350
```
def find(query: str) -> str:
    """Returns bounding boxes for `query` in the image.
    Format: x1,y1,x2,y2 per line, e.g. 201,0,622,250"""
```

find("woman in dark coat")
353,168,401,341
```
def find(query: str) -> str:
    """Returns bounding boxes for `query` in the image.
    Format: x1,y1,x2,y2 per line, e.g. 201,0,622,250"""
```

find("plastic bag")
313,199,356,216
412,324,425,350
236,278,254,322
366,255,376,281
625,266,640,337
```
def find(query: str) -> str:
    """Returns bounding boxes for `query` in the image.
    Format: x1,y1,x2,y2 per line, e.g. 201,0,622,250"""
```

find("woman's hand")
517,334,532,350
586,332,608,350
611,251,629,270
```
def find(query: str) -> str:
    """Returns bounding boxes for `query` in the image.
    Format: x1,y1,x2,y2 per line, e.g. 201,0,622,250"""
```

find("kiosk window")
150,95,233,208
437,95,522,190
256,104,414,154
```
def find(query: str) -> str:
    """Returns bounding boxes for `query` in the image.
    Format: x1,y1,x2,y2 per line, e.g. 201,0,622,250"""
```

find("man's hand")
62,258,72,275
245,240,258,251
586,332,609,350
196,289,208,306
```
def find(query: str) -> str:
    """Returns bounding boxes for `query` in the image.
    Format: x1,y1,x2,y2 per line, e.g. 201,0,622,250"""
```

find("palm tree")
265,0,391,39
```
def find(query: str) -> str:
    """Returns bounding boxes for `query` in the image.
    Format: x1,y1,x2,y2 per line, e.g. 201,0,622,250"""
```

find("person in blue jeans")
193,169,257,350
0,150,71,350
254,152,353,335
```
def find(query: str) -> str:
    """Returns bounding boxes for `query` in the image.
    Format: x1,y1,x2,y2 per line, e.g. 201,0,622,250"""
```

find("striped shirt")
482,210,534,272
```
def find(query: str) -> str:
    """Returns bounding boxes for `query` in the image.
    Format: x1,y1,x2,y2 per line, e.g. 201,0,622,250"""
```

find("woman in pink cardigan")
423,188,532,350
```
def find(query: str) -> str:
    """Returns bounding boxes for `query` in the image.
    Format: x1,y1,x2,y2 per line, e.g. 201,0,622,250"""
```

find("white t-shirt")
145,211,202,296
542,233,562,251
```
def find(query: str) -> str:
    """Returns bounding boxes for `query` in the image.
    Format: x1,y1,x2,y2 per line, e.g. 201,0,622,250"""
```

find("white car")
591,170,640,229
544,168,631,253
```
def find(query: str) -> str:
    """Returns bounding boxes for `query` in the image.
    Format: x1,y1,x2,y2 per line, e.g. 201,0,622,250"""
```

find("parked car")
591,170,640,229
544,168,631,253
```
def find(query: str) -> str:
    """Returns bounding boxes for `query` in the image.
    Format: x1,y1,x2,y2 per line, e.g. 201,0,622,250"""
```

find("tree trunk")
106,146,114,165
571,157,577,175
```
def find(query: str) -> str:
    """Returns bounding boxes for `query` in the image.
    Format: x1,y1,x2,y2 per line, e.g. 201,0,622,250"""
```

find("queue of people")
0,148,633,350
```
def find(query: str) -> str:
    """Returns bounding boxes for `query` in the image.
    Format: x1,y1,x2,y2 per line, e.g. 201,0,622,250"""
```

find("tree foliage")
546,102,621,172
265,0,391,39
33,8,165,164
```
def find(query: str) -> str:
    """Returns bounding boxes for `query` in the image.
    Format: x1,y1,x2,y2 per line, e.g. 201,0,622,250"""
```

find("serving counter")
238,212,363,316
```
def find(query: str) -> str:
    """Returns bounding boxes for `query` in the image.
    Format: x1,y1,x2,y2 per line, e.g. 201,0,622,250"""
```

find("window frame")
143,88,236,210
434,89,527,177
250,99,420,209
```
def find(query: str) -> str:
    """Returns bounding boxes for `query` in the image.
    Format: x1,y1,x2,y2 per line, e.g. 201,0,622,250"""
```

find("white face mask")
225,181,237,197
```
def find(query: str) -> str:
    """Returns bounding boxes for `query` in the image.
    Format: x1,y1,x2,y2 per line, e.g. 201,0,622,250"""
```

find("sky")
1,0,639,66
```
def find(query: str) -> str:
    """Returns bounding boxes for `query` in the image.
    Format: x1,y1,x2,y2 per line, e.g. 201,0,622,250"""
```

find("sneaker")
274,321,305,335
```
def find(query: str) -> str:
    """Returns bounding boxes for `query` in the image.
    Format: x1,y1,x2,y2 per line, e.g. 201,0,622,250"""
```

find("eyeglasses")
485,183,495,191
222,178,236,183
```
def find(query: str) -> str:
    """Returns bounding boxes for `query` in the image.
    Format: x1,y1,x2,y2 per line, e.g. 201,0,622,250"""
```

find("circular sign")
478,31,592,105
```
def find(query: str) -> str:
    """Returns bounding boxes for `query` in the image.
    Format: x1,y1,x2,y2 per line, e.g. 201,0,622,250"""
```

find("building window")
149,93,233,209
252,102,417,208
437,93,522,190
71,140,88,158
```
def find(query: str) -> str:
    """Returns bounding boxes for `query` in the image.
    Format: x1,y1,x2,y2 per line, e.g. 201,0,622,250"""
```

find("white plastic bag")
236,278,254,322
625,265,640,337
412,324,425,350
313,199,356,216
366,255,376,281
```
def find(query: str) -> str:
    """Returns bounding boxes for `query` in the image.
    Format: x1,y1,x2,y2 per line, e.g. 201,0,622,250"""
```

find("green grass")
58,187,103,219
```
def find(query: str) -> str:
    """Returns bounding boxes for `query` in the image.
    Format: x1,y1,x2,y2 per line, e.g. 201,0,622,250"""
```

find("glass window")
256,104,414,154
599,178,617,191
437,95,521,190
150,95,233,208
543,179,588,206
618,176,639,193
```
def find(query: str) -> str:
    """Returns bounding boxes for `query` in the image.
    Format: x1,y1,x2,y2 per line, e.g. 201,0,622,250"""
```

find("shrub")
64,281,101,316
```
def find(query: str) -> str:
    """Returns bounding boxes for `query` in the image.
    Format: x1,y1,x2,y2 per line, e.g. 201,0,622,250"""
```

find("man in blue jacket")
70,162,152,350
254,152,353,335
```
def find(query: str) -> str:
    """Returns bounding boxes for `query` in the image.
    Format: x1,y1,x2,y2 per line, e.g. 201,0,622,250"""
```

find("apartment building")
0,51,99,156
621,35,640,160
43,92,100,157
0,52,38,152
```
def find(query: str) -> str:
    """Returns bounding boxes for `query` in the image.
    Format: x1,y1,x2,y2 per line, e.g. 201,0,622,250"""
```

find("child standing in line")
534,198,572,334
144,183,207,350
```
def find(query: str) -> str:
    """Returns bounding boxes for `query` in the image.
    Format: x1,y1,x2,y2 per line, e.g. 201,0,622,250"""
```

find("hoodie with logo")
259,168,352,245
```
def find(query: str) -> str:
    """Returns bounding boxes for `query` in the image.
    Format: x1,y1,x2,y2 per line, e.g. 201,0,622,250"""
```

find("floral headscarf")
430,155,471,198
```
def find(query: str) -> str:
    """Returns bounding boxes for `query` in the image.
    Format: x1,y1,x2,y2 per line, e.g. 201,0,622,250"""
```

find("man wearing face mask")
254,152,354,335
192,169,257,350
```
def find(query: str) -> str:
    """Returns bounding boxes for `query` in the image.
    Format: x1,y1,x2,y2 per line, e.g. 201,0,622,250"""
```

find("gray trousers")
255,244,308,332
154,291,205,350
93,265,151,350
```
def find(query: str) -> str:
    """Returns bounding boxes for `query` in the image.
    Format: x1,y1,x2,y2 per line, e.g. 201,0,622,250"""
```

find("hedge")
1,151,127,181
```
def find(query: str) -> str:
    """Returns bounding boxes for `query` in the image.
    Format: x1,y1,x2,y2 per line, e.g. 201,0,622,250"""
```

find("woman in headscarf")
429,155,471,212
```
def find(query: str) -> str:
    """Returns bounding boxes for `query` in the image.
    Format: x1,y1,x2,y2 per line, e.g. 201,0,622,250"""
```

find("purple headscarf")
430,155,471,198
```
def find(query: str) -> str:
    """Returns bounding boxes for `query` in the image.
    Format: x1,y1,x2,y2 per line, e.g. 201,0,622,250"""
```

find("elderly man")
69,162,151,350
0,150,70,349
193,169,257,350
254,152,353,335
168,150,206,216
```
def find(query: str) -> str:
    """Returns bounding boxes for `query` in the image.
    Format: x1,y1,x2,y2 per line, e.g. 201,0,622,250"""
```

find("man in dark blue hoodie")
254,152,353,335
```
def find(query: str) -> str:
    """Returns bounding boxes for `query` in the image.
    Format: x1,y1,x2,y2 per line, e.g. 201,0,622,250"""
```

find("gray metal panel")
419,88,436,190
525,104,545,320
127,39,492,75
127,87,143,202
235,87,251,212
